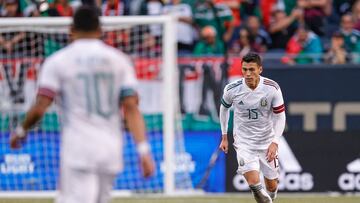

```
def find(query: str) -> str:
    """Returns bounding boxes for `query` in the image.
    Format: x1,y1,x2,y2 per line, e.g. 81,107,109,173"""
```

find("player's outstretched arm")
10,95,53,149
122,96,155,178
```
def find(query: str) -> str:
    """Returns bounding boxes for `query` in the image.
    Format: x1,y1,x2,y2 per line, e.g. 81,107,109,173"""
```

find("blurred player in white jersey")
219,53,286,203
10,5,154,203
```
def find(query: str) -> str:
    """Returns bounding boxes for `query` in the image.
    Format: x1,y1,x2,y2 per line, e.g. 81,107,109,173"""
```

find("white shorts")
235,147,279,180
56,166,116,203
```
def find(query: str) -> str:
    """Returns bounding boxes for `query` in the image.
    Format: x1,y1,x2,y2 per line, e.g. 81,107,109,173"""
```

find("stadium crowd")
1,0,360,64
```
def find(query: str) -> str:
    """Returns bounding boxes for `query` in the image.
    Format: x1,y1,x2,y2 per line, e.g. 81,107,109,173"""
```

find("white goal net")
0,16,193,196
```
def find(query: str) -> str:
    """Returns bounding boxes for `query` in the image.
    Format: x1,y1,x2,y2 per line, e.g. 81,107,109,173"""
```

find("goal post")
162,15,177,195
0,15,192,197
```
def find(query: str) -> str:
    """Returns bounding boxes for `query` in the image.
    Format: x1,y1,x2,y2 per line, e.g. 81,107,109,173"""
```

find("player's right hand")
9,133,25,149
140,154,155,178
219,138,228,154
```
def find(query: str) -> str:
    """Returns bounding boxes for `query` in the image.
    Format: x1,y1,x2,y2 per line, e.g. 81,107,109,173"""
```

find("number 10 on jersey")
78,73,115,118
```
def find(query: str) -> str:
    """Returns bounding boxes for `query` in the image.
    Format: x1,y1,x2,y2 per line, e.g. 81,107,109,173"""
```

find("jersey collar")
243,76,263,91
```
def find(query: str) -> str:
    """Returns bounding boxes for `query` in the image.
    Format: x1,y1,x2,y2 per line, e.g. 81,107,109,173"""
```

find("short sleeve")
221,85,233,108
37,57,61,99
121,56,137,88
119,55,138,101
272,88,285,114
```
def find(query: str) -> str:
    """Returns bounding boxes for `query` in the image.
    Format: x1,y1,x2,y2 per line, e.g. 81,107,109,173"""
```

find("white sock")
249,183,272,203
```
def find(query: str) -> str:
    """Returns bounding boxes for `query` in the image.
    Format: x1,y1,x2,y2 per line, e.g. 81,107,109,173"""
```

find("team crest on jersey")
260,97,268,107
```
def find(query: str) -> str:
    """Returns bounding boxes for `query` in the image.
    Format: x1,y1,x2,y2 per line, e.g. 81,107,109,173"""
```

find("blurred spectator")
23,0,51,17
139,0,164,40
240,0,261,20
284,0,297,15
1,0,22,17
139,0,163,15
339,13,360,53
23,4,41,17
269,8,302,50
102,0,128,52
334,0,356,16
120,0,132,15
245,15,272,52
128,25,161,57
43,0,73,55
102,0,124,16
353,0,360,30
48,0,74,16
193,25,228,117
194,0,234,43
0,0,25,55
260,0,277,29
229,27,252,56
163,0,194,55
0,32,25,54
283,25,323,64
339,13,360,63
104,29,130,50
214,0,243,46
214,0,242,27
180,0,197,9
193,25,224,56
128,0,143,15
324,31,350,64
297,0,332,36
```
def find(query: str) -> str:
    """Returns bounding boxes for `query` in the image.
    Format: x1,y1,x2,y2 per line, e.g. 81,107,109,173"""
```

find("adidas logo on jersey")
239,101,244,105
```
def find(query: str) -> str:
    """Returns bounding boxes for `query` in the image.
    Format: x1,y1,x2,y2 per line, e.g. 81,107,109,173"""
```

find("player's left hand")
140,154,155,178
266,142,278,162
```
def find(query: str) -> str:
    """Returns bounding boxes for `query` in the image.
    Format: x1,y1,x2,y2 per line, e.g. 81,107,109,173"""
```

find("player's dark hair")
73,5,100,32
242,52,262,66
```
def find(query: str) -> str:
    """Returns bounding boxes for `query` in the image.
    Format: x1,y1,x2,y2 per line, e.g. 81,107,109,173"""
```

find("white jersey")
37,39,137,173
162,3,194,45
221,76,285,150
